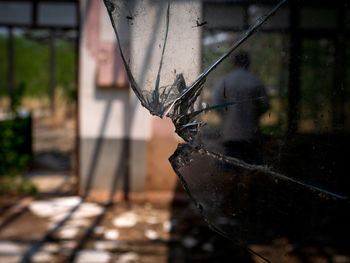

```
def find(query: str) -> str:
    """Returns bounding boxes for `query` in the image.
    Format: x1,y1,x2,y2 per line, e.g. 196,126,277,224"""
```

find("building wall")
79,0,202,196
79,0,151,195
136,1,203,192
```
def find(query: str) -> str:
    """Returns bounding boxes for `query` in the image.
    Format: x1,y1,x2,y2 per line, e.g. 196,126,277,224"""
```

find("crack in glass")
103,1,349,262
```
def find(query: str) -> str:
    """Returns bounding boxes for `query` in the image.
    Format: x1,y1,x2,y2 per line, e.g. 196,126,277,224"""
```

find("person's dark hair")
234,51,250,69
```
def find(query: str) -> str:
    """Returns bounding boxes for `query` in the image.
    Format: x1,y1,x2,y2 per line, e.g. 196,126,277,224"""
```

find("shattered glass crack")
103,1,349,262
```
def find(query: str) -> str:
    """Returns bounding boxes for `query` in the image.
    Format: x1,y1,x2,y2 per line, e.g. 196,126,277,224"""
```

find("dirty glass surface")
103,1,350,262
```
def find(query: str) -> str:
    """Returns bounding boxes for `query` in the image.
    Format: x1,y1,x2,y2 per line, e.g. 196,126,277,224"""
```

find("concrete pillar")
78,0,202,197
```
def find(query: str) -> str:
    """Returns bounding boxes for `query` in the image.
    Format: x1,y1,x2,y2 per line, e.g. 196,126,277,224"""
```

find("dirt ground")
1,115,349,263
1,195,350,263
25,116,76,193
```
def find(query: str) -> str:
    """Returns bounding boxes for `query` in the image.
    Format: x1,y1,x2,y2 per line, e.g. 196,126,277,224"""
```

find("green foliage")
0,114,36,195
260,124,286,137
203,45,232,72
250,34,289,93
0,36,7,96
0,176,38,196
0,34,76,102
300,39,333,121
10,82,26,113
13,35,49,97
0,116,32,177
56,39,77,102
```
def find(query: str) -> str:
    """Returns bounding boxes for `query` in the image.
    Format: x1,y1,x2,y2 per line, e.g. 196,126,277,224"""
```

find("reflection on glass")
103,1,350,262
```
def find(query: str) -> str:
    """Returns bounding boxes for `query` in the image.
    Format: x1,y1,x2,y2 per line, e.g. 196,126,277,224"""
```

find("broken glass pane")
103,1,350,262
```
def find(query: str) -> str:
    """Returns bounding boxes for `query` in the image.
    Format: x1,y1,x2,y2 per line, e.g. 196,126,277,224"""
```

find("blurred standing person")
213,51,269,163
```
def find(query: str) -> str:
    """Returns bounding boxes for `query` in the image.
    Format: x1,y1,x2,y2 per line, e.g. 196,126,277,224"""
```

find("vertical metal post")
287,2,301,135
49,29,56,115
278,34,288,127
75,1,81,195
123,137,130,202
242,4,249,31
123,91,131,202
7,27,15,109
332,3,346,131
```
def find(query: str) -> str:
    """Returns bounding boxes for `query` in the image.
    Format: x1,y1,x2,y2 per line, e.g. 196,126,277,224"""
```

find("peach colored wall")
146,117,179,191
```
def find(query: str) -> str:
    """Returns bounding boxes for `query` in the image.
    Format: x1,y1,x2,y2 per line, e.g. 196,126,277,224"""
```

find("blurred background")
0,0,349,263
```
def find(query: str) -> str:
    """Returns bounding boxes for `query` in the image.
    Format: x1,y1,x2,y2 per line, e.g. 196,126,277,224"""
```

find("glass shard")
103,1,350,262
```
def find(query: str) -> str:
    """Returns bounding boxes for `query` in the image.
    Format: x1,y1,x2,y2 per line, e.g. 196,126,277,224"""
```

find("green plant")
0,115,32,177
0,176,38,196
10,82,26,113
0,114,36,195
